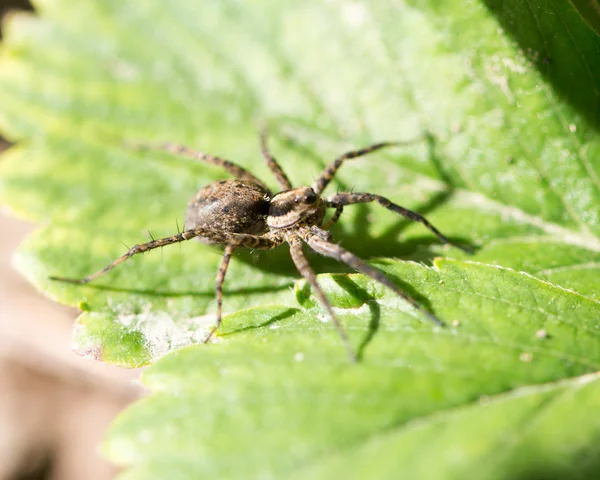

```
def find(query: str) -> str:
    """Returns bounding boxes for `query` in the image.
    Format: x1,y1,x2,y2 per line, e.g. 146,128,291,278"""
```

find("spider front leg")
312,142,396,194
312,137,424,195
303,228,444,327
325,192,471,253
288,236,356,362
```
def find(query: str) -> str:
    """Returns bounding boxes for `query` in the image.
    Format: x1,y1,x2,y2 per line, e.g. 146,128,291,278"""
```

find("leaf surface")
0,0,599,478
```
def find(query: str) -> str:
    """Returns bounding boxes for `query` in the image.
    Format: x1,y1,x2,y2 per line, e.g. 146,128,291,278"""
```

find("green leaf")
103,259,600,478
1,0,599,478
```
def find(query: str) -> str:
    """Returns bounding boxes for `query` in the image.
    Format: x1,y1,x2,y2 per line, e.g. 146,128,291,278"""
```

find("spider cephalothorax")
52,133,469,362
267,187,325,229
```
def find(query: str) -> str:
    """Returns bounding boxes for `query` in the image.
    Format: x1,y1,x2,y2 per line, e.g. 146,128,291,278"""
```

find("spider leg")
325,193,470,253
50,228,282,284
288,236,357,362
322,205,343,229
50,228,208,284
217,230,284,250
260,130,293,190
303,229,444,327
312,138,423,194
203,244,236,344
128,141,271,193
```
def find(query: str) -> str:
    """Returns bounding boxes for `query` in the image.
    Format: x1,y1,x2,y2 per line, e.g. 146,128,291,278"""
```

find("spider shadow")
331,275,381,361
220,307,298,337
332,272,436,360
68,276,294,298
344,132,476,261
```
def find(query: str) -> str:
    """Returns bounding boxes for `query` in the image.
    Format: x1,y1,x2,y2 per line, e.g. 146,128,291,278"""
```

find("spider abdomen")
186,180,270,243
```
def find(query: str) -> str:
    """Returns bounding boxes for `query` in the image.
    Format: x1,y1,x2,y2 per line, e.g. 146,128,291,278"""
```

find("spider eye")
290,188,318,205
304,190,317,203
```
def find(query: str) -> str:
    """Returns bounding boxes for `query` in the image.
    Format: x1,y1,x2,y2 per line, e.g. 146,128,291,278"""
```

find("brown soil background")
1,3,142,478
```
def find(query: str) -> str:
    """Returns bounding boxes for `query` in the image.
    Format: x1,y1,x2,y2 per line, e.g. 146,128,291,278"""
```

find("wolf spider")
51,132,468,362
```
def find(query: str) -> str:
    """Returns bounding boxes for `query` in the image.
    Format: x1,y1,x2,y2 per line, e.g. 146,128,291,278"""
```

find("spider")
51,132,468,362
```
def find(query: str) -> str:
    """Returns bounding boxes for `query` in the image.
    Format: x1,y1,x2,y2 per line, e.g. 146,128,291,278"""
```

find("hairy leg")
203,244,236,344
322,205,343,229
304,232,444,327
128,141,270,192
260,130,293,190
50,228,283,284
288,236,356,362
325,192,470,252
312,138,424,194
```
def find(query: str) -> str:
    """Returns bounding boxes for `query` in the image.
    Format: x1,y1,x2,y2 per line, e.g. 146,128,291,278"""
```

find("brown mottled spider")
51,132,468,362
